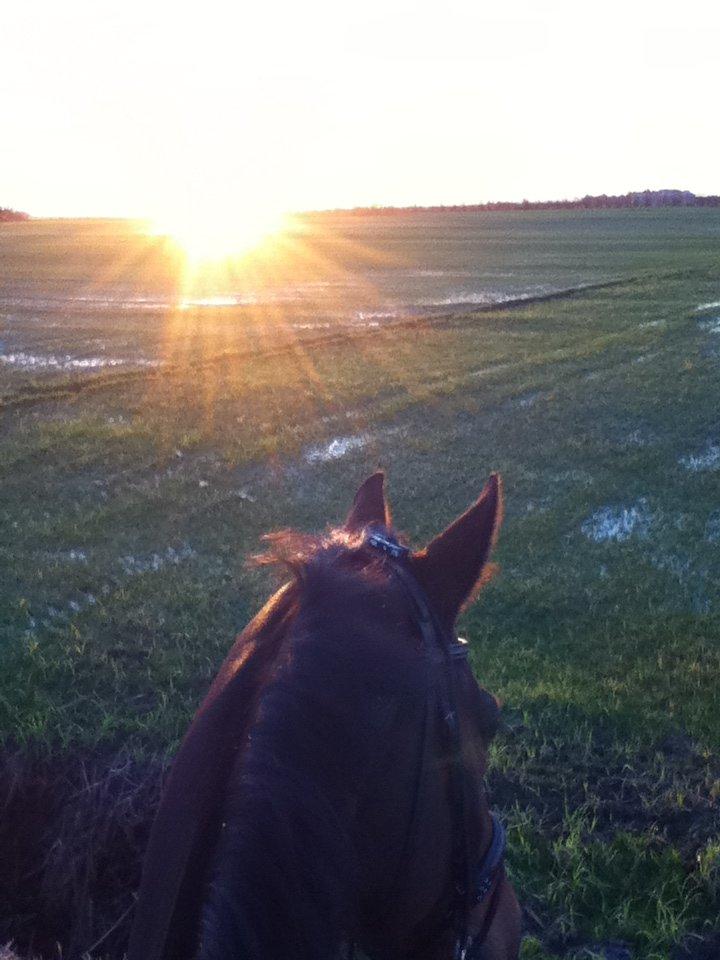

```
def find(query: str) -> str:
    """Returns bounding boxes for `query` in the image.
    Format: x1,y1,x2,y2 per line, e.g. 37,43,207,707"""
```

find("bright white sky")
1,0,718,218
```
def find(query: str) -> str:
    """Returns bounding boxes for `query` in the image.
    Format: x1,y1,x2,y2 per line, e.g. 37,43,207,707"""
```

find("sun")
150,204,289,264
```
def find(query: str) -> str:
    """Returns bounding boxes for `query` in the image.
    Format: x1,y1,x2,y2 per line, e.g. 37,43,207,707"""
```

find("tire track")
0,276,641,412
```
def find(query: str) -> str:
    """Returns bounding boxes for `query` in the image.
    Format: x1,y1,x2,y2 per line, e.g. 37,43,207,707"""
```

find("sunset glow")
3,1,719,219
150,205,290,264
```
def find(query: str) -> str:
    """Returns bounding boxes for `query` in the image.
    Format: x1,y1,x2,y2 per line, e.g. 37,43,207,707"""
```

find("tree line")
330,190,720,216
0,207,30,222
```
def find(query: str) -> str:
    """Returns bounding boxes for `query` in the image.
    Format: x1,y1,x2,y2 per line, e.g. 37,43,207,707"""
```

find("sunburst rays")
131,211,425,446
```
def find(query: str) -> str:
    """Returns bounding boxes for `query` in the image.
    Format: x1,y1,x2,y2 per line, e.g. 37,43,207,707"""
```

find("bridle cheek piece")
364,530,507,960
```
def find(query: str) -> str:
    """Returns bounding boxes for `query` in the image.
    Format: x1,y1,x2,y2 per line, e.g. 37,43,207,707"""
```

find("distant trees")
0,207,29,222
333,190,720,217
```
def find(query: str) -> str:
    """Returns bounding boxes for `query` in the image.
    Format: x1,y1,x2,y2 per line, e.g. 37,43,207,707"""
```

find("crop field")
1,210,719,959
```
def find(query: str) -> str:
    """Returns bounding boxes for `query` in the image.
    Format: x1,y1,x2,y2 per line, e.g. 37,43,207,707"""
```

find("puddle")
581,499,652,543
619,428,655,448
516,391,544,408
61,549,88,563
468,362,512,379
118,543,196,576
0,351,161,371
698,317,720,334
416,290,520,308
679,442,720,472
649,551,692,580
304,435,369,463
36,542,199,630
704,512,720,543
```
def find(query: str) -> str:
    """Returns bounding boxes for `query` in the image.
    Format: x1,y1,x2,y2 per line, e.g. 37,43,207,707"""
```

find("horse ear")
345,471,391,532
411,474,502,627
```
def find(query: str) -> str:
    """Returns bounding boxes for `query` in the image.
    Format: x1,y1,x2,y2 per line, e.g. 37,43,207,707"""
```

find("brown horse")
128,472,521,960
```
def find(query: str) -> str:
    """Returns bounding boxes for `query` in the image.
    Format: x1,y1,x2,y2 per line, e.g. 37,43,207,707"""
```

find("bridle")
365,530,507,960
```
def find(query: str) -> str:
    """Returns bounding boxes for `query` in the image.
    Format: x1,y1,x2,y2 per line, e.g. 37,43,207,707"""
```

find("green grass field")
1,212,719,959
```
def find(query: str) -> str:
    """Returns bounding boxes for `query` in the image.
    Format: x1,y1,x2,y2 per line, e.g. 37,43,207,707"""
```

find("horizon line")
4,186,720,221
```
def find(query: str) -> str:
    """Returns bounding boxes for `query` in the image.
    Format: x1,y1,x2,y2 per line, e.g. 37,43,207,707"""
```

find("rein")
365,530,507,960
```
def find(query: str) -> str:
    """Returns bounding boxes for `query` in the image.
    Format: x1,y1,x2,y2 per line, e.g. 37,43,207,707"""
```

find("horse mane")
251,525,378,577
198,525,430,960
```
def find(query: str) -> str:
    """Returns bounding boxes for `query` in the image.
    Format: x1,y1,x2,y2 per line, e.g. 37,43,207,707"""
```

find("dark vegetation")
335,190,720,216
0,207,29,222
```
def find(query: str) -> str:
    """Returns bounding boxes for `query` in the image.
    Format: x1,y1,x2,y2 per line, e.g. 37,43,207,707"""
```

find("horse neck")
198,630,371,960
198,572,442,960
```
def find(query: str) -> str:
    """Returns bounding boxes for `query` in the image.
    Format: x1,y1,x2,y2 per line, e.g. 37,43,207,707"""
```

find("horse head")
129,472,521,960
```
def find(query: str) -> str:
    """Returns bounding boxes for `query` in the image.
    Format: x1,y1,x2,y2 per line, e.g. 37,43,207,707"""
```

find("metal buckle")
450,638,469,659
366,531,409,560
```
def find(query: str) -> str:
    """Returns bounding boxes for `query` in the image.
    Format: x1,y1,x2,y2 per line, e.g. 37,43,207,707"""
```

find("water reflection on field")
2,209,718,387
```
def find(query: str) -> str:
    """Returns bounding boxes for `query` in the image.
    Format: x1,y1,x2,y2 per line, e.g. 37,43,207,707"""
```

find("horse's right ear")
411,474,503,628
345,471,391,532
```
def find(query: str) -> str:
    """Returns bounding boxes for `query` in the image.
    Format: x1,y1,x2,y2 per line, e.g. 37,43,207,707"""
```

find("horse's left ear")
345,471,391,532
411,474,503,628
